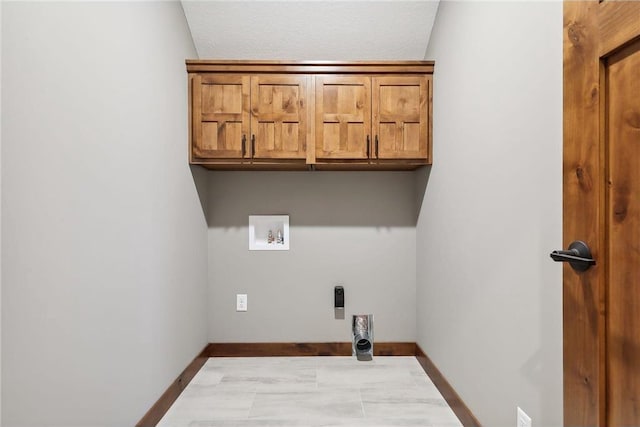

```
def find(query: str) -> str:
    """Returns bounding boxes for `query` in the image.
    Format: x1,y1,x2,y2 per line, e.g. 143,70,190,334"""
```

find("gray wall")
415,2,563,426
207,171,416,343
1,2,208,426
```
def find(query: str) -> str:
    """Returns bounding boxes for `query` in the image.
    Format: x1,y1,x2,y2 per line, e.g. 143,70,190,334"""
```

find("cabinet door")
315,76,371,160
250,75,308,159
372,76,429,160
192,74,250,159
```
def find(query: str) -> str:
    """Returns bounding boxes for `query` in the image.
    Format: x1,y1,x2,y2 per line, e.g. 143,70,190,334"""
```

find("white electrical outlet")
236,294,247,312
517,407,532,427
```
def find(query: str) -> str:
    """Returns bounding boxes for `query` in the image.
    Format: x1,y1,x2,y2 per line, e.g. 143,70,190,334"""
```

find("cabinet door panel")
201,122,244,154
251,75,308,159
373,76,429,160
192,75,250,159
316,76,371,160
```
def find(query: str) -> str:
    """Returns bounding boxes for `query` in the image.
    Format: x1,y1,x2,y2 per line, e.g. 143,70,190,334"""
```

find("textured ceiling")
181,1,440,60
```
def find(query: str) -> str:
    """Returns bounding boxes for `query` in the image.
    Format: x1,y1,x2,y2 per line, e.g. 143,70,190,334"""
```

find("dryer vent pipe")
352,314,373,360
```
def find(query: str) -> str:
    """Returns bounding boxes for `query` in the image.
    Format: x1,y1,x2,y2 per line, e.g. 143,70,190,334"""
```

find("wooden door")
563,2,640,425
250,75,308,160
372,76,429,160
315,76,371,160
191,74,250,160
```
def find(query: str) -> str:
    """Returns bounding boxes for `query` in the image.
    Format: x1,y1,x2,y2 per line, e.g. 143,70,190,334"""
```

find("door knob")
550,240,596,272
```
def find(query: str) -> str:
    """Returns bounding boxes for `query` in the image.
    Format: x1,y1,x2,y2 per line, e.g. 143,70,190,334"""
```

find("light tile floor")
157,356,463,427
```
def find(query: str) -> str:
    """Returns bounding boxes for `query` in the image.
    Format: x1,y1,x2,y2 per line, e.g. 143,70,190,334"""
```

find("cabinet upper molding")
186,60,435,74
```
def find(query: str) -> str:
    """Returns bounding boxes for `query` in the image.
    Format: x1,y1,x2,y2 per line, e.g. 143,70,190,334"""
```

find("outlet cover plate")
236,294,247,312
517,407,532,427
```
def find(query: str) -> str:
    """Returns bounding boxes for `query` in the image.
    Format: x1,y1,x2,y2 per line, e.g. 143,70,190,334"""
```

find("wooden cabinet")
192,74,249,160
188,61,434,170
191,74,309,166
315,76,371,161
251,75,308,161
373,76,429,161
315,75,430,164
